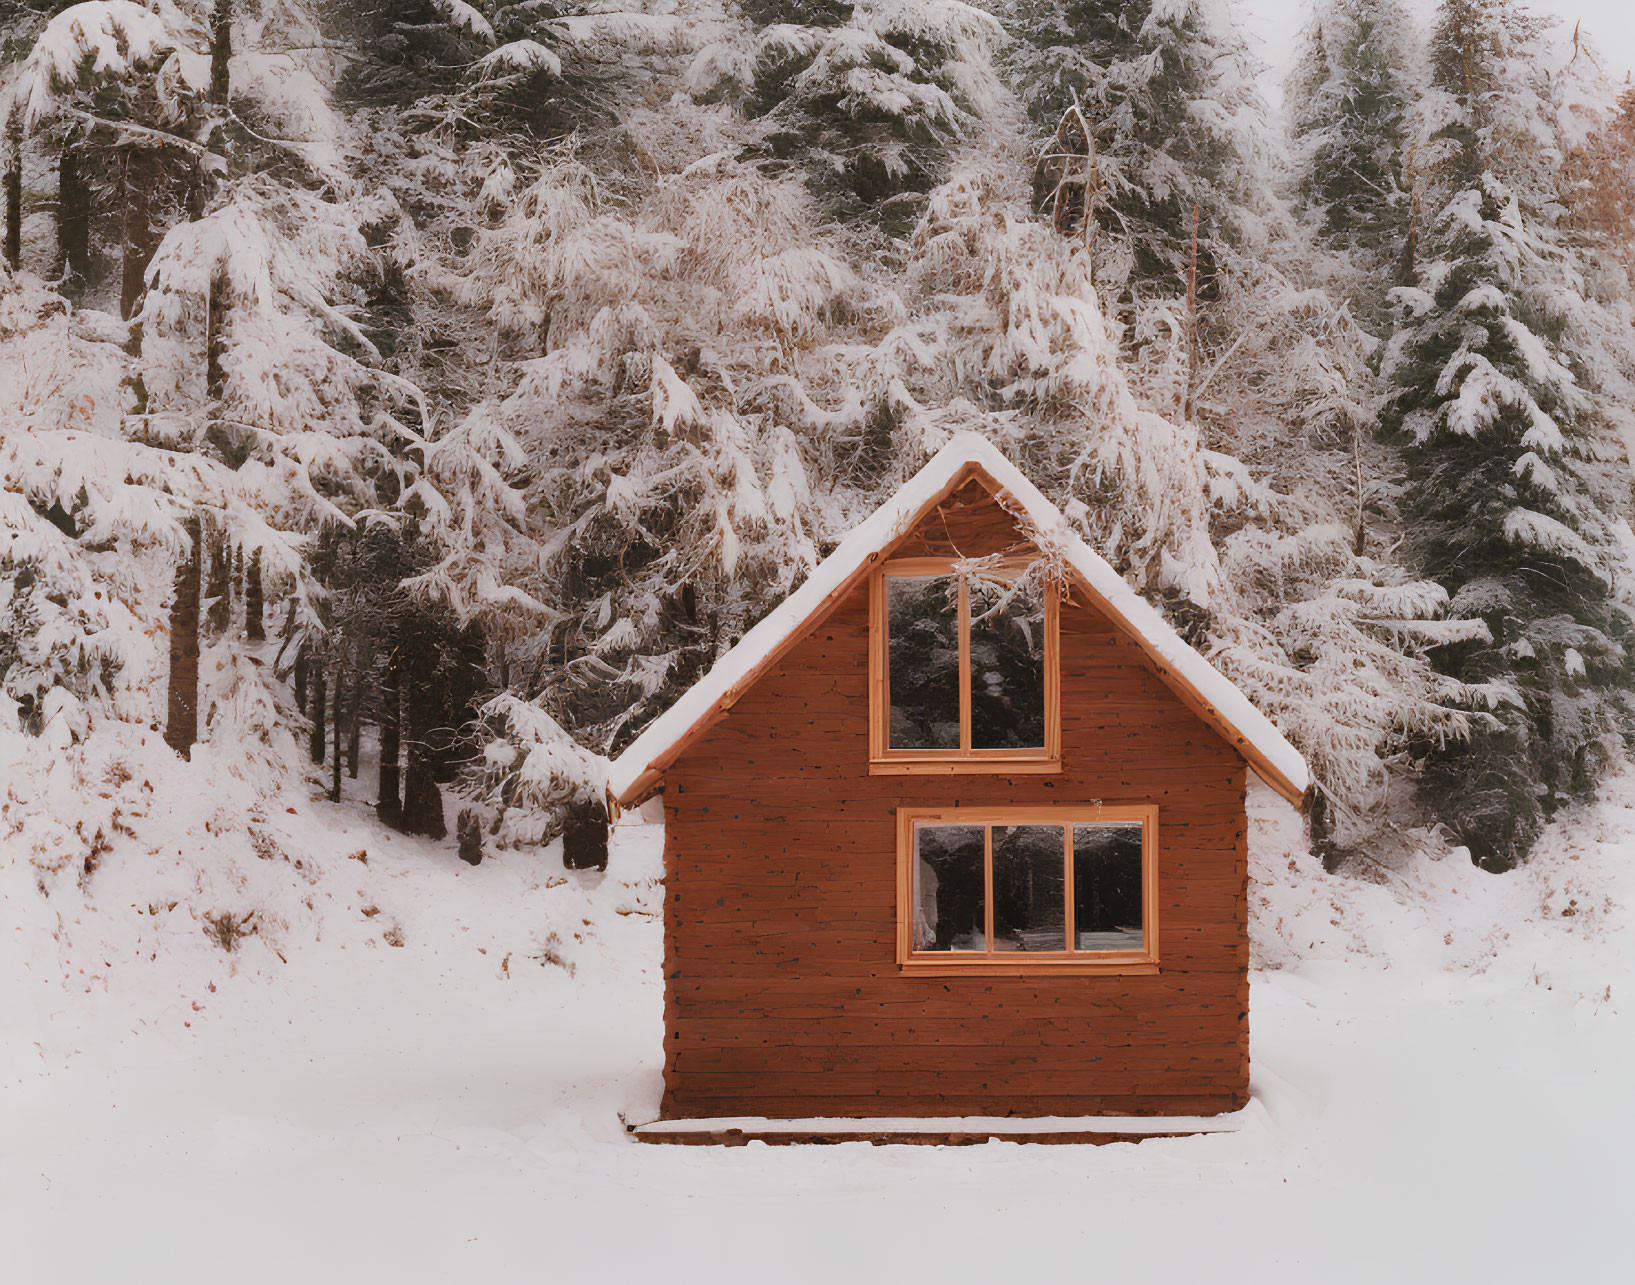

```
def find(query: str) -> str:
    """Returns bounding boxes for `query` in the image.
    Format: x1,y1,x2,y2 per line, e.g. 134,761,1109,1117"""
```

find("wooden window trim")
869,558,1061,774
895,804,1159,977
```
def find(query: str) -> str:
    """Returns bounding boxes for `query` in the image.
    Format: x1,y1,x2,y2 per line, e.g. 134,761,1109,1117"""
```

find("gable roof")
608,433,1310,808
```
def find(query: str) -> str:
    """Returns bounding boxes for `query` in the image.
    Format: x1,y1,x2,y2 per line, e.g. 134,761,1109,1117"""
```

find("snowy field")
4,726,1632,1283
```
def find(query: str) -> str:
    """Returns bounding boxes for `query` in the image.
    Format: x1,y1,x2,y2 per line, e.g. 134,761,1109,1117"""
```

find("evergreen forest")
6,0,1635,871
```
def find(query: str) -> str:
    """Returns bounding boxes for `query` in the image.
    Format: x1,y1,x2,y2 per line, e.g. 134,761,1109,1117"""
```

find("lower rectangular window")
897,806,1157,973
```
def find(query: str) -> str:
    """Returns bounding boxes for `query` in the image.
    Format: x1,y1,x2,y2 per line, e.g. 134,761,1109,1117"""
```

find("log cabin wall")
659,484,1250,1119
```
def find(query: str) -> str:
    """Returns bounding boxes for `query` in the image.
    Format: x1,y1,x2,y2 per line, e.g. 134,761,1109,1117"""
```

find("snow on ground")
4,712,1634,1281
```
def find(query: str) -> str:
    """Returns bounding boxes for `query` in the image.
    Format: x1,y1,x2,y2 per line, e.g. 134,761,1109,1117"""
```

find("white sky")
1241,0,1635,104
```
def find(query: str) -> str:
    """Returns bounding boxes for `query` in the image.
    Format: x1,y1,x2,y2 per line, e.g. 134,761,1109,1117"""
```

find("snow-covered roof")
608,433,1311,807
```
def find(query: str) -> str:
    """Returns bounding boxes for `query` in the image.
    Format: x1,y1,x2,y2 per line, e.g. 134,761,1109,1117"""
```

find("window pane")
1072,823,1144,951
968,574,1046,750
913,824,986,952
992,825,1066,952
887,575,960,750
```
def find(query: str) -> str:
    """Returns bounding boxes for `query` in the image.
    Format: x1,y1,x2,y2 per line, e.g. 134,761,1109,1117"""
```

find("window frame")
894,804,1160,976
868,557,1062,774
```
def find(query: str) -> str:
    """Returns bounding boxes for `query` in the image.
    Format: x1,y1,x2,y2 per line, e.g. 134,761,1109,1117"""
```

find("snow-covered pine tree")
704,0,1006,235
1006,0,1266,297
0,262,219,745
0,1,220,313
137,177,419,724
1208,522,1493,858
333,0,718,147
315,3,767,824
328,0,489,108
902,149,1226,603
136,168,543,819
0,3,522,791
1286,0,1417,318
1381,0,1634,868
902,146,1488,855
0,393,130,743
452,145,839,754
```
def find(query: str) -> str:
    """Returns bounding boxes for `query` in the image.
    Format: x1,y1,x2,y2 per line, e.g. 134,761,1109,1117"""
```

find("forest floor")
3,718,1632,1283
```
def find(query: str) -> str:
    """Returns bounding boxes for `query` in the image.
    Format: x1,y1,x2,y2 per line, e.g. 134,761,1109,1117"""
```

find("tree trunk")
562,796,609,872
1183,203,1200,422
4,119,20,273
377,661,401,822
1398,144,1420,287
346,667,362,779
293,646,308,714
399,678,446,839
57,136,90,288
184,2,231,231
164,517,202,760
346,680,362,780
308,666,327,765
205,528,230,634
209,1,234,107
401,754,445,838
245,548,264,641
456,809,483,866
330,663,343,802
206,267,228,401
120,147,162,320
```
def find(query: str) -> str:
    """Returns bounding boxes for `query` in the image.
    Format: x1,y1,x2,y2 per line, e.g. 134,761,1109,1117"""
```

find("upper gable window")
870,557,1060,773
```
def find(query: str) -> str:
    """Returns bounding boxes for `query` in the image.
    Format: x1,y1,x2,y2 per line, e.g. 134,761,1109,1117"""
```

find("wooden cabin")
609,434,1309,1131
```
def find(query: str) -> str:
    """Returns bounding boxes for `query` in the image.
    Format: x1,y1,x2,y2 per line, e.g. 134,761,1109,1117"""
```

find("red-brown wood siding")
658,492,1250,1119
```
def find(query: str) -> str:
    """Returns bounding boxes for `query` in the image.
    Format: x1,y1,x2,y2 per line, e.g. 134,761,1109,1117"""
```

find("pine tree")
1006,0,1266,296
1287,0,1417,309
1382,0,1633,868
0,489,124,740
303,521,484,834
0,2,215,315
449,140,879,754
721,0,1006,235
1,241,225,747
